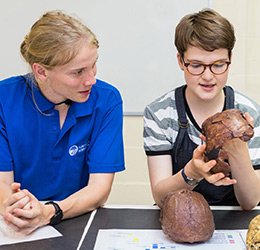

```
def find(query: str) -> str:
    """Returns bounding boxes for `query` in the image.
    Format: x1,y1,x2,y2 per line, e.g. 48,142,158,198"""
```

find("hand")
221,112,253,157
189,144,237,186
3,183,31,215
3,189,50,235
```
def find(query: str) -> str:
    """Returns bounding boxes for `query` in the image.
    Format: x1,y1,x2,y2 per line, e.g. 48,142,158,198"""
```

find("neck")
185,88,225,127
37,82,72,106
186,89,224,111
54,99,72,106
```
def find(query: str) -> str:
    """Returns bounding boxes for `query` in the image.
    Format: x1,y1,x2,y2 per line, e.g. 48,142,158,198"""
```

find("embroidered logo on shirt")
69,145,79,156
69,143,88,156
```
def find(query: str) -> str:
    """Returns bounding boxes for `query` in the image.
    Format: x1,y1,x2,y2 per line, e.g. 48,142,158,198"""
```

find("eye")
190,63,203,69
74,69,84,75
213,62,226,68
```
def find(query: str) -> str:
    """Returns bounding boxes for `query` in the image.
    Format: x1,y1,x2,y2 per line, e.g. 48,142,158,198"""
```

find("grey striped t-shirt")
143,86,260,167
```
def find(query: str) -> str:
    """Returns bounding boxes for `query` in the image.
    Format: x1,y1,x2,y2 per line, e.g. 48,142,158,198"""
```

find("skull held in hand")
201,108,254,176
160,189,215,243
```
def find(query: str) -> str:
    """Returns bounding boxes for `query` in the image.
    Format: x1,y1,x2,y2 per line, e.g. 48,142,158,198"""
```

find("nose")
201,66,213,80
83,69,96,86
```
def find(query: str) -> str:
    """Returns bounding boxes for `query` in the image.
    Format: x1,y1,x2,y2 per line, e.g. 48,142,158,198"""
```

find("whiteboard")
0,0,210,114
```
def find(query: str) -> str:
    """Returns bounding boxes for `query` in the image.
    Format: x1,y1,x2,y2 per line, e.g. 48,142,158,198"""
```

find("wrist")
185,161,203,181
44,201,63,225
43,203,56,225
181,168,200,186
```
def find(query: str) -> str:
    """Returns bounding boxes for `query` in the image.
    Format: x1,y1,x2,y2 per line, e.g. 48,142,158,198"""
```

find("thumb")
245,112,254,127
193,144,206,159
11,182,21,194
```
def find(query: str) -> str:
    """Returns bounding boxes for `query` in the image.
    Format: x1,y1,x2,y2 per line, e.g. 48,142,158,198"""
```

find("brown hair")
20,10,99,69
174,9,235,58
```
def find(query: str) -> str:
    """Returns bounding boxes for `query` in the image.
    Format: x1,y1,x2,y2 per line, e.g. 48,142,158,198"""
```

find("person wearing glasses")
143,9,260,209
0,10,125,234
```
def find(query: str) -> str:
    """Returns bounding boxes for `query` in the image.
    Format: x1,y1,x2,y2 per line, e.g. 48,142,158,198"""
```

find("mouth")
200,83,216,89
79,89,91,95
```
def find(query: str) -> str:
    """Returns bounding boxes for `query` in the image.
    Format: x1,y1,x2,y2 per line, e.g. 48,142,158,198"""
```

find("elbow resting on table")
91,183,113,211
239,198,260,211
240,203,258,211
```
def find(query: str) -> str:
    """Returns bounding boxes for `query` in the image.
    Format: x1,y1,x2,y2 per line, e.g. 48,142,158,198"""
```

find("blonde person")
0,10,125,234
143,9,260,210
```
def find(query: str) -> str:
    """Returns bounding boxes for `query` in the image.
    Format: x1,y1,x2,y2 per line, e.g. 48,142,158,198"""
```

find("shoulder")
91,78,122,103
144,88,176,118
143,88,179,153
0,75,25,88
0,75,27,101
233,90,260,165
233,89,260,116
143,88,178,137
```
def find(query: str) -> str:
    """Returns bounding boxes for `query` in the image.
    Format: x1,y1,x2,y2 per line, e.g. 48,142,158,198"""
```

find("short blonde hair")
174,9,235,58
20,10,99,69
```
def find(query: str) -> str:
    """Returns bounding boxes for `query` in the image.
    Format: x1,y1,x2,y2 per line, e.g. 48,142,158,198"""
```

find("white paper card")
0,216,62,246
94,229,247,250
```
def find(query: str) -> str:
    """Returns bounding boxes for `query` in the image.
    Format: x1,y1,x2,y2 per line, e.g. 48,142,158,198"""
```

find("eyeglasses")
182,58,231,76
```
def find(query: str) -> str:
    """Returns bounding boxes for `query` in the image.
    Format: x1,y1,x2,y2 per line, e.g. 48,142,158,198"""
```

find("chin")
78,95,90,103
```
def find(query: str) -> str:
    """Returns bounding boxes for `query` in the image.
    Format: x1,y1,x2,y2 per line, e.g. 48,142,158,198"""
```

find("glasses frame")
182,58,231,76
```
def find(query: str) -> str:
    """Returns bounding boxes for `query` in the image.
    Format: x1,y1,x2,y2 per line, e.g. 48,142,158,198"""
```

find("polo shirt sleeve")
0,105,14,171
87,95,125,174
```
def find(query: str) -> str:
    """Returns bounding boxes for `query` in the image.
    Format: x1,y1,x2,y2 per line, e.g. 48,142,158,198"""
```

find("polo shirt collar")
70,96,94,117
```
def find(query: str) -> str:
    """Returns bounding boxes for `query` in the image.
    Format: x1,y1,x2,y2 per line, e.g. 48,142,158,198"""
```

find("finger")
18,189,32,209
13,207,35,219
3,191,28,208
23,202,31,210
5,196,30,214
3,213,36,235
3,212,27,230
203,159,216,173
212,176,237,186
199,134,206,142
214,179,237,186
244,112,254,127
206,172,225,184
7,208,41,235
2,215,21,233
20,189,37,202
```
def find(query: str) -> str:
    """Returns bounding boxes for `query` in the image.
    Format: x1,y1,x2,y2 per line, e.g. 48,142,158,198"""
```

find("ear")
229,51,233,62
32,63,48,82
177,53,184,71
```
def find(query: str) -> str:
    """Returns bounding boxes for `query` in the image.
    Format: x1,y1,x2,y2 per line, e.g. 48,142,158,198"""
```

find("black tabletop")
0,212,91,250
81,207,260,250
1,207,260,250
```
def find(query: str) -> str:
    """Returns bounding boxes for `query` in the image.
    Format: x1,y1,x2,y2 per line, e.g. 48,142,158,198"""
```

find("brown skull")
246,214,260,250
160,189,215,243
202,109,254,176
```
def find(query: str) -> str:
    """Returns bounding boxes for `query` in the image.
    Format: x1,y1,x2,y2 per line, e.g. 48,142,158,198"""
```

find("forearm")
2,181,112,235
152,168,195,208
148,151,208,208
0,182,12,214
229,152,260,210
57,174,113,219
1,174,114,234
59,185,110,219
0,172,14,215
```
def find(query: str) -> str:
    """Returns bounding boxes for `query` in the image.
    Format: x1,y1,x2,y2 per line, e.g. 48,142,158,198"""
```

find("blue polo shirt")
0,74,125,200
